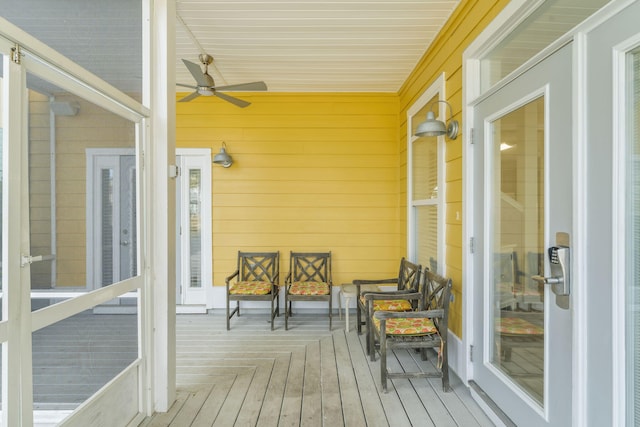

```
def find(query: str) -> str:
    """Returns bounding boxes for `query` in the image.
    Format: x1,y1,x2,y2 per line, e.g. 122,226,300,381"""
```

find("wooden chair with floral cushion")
372,269,452,392
284,251,332,330
225,251,280,330
353,257,422,359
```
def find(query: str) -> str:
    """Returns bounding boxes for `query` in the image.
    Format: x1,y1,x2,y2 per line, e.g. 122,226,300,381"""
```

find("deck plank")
139,313,495,427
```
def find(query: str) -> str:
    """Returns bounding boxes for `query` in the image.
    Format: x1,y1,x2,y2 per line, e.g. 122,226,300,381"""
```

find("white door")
585,2,640,425
175,150,211,306
87,149,136,289
472,44,572,426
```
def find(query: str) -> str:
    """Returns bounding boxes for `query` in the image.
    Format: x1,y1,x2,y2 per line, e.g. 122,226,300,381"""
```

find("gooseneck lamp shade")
213,143,233,167
414,100,459,140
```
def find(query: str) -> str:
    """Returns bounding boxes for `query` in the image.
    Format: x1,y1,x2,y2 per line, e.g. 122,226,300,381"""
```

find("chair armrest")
353,278,398,286
374,309,444,320
225,270,240,286
364,291,421,301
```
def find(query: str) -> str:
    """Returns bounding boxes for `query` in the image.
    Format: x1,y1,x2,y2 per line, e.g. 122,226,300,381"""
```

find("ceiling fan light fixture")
197,87,214,96
213,142,233,168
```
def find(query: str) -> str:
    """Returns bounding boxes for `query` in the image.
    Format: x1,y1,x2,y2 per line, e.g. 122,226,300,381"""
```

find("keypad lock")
532,232,571,309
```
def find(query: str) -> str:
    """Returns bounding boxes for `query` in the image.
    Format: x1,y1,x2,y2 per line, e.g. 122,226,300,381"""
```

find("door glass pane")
491,96,545,404
189,169,202,288
480,0,609,93
627,47,640,426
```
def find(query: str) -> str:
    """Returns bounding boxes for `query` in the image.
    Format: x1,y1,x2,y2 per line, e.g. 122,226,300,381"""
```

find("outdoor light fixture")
414,100,459,140
213,142,233,168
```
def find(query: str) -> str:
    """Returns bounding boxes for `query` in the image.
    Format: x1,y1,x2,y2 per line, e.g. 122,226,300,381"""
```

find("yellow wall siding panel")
447,202,463,225
446,179,463,203
178,92,403,288
446,156,463,182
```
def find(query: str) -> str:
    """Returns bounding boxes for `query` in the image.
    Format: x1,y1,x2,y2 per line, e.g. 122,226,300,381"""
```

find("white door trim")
175,148,212,311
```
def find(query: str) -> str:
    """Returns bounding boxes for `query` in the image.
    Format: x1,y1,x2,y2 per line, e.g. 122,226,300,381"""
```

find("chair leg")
329,294,332,331
380,332,388,392
285,292,289,330
270,298,275,331
226,296,230,331
356,301,362,335
441,343,450,392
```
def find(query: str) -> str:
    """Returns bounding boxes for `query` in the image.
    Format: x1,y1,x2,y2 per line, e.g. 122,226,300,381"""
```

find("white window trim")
407,72,446,273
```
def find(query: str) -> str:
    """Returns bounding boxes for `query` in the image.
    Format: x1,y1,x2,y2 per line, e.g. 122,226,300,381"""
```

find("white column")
145,0,176,413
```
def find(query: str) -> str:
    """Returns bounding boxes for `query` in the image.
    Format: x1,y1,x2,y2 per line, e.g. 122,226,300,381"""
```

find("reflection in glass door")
492,97,545,403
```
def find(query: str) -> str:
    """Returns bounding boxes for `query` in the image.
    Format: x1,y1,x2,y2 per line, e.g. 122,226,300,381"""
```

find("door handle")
532,275,562,285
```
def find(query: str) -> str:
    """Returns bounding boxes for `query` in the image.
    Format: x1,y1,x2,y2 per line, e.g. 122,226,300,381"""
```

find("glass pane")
627,47,640,426
412,96,439,201
2,0,143,99
415,205,438,271
480,0,609,93
26,73,137,306
32,307,138,411
189,169,202,288
491,96,545,404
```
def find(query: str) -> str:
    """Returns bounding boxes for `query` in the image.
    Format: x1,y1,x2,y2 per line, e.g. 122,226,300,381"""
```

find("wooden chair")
353,257,422,358
372,270,453,392
284,251,333,330
225,251,280,330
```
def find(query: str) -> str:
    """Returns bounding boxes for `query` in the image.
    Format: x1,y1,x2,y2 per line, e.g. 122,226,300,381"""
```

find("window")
408,75,445,273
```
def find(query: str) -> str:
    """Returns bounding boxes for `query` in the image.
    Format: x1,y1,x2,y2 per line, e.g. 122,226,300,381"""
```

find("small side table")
339,283,380,332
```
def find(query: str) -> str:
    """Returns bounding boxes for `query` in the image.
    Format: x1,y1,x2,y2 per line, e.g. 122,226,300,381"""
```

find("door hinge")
469,237,475,254
468,127,475,145
470,344,474,362
11,44,22,64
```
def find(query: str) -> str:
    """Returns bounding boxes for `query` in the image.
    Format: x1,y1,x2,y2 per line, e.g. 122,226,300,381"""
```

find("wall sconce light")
414,100,459,140
213,142,233,168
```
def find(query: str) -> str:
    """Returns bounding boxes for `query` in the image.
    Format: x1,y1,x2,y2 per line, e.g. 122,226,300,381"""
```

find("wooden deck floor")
140,312,495,427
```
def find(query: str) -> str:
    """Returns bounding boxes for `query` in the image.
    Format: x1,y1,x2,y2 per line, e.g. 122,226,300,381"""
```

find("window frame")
407,73,446,274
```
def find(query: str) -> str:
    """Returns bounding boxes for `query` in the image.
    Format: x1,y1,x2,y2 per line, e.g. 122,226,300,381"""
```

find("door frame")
175,148,212,310
86,147,136,290
463,0,639,425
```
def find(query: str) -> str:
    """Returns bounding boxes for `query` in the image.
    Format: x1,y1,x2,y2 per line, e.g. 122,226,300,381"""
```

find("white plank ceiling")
1,0,611,95
175,0,460,92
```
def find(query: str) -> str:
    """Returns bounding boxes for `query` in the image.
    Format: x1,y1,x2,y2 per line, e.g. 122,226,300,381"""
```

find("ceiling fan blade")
176,82,197,89
178,91,201,102
182,59,210,87
214,81,267,92
214,91,250,108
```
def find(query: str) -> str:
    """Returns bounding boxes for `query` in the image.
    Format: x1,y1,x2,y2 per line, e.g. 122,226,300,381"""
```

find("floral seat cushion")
496,317,544,336
359,296,413,312
289,281,330,296
373,316,437,336
229,281,273,295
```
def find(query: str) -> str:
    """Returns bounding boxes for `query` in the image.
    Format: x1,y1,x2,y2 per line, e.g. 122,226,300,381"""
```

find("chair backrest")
289,251,332,283
423,269,453,331
397,257,422,292
238,251,279,283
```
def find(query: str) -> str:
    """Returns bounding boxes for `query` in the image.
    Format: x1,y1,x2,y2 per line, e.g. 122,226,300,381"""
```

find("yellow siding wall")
176,93,401,287
398,0,510,337
29,91,53,288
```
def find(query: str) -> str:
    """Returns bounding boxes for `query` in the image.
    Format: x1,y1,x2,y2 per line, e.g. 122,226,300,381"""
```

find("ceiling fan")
177,54,267,107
